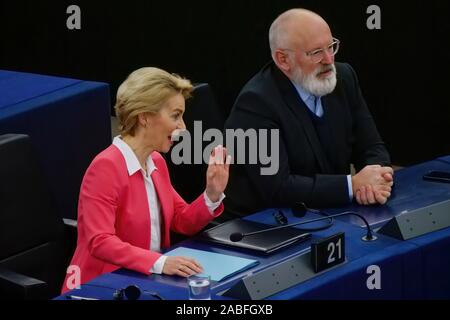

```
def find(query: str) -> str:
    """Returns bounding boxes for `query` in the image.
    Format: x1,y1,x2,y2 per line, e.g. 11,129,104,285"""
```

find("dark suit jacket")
224,61,390,218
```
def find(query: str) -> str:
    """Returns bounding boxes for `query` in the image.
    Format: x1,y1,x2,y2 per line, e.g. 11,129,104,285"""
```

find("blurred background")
1,0,449,166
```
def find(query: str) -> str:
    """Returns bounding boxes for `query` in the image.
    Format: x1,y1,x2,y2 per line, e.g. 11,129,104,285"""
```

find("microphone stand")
230,211,377,242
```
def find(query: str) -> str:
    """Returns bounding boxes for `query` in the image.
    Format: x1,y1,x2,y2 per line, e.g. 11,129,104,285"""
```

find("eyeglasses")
282,38,340,63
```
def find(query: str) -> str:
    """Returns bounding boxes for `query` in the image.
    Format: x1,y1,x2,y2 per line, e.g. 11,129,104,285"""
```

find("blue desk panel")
57,157,450,300
407,227,450,299
0,70,111,219
0,70,81,110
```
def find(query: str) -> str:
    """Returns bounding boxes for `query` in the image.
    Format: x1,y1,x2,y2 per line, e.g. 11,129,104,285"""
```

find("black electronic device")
201,219,311,254
113,285,164,300
423,170,450,183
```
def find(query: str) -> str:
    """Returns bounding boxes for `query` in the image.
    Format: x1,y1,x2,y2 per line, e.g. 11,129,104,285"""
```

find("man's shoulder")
335,62,357,81
225,65,286,130
239,61,278,94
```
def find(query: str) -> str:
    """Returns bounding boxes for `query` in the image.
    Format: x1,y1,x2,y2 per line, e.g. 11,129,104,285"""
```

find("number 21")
327,239,342,263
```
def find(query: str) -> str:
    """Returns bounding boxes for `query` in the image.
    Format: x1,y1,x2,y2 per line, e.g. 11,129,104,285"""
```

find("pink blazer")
62,145,223,293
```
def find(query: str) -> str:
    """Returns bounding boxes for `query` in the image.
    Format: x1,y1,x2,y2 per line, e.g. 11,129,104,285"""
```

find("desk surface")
58,157,450,300
326,159,450,227
0,70,81,111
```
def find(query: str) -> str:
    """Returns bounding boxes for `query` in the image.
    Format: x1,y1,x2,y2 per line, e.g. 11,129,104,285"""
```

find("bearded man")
223,8,393,219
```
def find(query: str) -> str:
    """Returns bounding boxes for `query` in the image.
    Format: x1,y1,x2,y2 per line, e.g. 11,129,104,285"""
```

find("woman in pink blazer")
63,67,230,293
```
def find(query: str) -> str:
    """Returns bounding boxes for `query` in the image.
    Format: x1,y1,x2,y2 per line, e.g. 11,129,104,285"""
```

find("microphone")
230,210,377,242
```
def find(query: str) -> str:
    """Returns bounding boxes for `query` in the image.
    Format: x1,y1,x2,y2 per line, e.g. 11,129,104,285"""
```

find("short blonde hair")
114,67,193,136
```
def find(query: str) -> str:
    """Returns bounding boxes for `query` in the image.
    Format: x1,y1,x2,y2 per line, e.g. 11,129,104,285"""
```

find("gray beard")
292,64,337,97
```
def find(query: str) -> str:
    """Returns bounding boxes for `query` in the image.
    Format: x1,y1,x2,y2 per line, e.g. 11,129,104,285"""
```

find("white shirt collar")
113,136,157,176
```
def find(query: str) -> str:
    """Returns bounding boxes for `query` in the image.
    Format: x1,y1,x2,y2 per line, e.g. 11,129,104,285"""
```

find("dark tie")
312,95,323,117
312,96,318,115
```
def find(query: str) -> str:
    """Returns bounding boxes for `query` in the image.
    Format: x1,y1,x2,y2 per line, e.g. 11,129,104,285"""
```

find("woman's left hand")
205,145,231,202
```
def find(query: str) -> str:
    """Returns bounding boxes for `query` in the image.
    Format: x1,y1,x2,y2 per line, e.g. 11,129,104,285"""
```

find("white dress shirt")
113,136,225,273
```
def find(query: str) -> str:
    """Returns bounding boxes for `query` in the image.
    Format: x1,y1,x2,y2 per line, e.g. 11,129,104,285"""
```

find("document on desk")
165,247,259,282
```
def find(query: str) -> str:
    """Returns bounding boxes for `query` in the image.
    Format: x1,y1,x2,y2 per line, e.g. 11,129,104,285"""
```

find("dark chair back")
0,134,70,299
